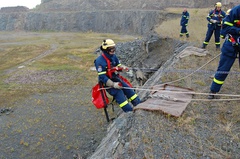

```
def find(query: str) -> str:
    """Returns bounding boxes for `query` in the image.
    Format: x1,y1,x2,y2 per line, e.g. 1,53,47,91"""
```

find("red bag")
92,83,109,109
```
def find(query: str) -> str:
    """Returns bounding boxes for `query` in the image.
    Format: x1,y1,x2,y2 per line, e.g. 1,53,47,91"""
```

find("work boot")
216,47,220,51
201,44,206,49
186,34,189,38
208,91,216,99
131,97,141,107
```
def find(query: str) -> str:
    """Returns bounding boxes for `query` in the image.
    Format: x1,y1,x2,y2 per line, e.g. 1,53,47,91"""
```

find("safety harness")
211,9,223,26
101,53,133,87
227,19,240,67
101,53,117,79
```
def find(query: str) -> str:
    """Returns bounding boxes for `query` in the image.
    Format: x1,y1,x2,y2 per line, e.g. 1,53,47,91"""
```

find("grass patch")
0,31,138,109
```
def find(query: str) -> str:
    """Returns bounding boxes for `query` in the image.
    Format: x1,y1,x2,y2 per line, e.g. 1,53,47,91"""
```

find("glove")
210,19,217,23
121,65,129,72
106,79,122,89
113,82,122,89
117,65,129,72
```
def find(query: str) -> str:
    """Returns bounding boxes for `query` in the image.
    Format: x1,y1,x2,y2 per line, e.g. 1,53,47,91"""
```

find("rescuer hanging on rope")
208,5,240,99
94,39,141,112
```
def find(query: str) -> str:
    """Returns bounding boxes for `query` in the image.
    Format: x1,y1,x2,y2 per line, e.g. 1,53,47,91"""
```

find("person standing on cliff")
180,8,190,38
207,5,240,99
201,2,226,50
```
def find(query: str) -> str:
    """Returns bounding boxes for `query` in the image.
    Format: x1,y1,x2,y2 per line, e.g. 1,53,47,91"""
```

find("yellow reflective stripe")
224,21,233,26
117,64,121,67
129,94,138,101
220,35,224,38
213,78,224,85
119,100,128,107
234,20,239,23
215,42,220,45
98,71,106,75
203,42,209,44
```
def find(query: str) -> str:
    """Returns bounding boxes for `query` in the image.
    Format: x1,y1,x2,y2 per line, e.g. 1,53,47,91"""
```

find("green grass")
155,8,216,47
0,31,138,108
154,8,240,154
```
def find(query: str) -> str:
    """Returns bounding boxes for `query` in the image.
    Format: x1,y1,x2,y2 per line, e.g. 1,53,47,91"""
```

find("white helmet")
101,39,116,50
215,2,222,8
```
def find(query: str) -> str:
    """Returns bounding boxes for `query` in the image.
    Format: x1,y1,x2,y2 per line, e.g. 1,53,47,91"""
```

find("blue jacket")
207,9,226,28
220,5,240,57
94,51,121,84
221,5,240,40
180,11,189,26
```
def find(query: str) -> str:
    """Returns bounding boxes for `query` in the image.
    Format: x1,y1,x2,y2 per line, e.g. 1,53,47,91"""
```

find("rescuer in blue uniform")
94,39,141,111
202,2,226,50
180,8,190,38
208,5,240,99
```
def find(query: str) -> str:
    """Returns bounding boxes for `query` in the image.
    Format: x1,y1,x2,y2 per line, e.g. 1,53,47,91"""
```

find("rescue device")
92,82,109,109
92,82,111,122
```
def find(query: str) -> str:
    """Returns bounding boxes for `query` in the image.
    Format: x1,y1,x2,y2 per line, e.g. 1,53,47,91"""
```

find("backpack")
92,82,113,122
92,82,109,109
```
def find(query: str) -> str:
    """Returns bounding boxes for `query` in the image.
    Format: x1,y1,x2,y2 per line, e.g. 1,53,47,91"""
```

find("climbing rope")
99,52,240,101
129,68,240,75
99,86,240,101
154,53,221,87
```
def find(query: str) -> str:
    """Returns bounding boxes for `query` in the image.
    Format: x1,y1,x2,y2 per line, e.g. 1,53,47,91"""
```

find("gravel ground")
0,39,114,158
0,77,113,159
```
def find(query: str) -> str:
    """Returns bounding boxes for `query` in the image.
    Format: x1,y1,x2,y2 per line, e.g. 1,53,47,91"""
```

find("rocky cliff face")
1,0,237,35
0,10,167,35
88,34,240,159
38,0,218,11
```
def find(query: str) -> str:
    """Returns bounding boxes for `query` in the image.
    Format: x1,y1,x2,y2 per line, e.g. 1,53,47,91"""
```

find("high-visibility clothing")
210,5,240,93
94,51,140,112
202,9,226,48
180,11,190,37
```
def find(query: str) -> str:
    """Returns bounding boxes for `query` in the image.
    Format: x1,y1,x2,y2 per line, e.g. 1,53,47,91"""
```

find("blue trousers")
106,77,140,112
210,40,238,92
203,25,221,48
180,26,188,35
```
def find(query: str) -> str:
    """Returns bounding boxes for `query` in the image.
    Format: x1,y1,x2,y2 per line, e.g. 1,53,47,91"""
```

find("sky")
0,0,41,9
